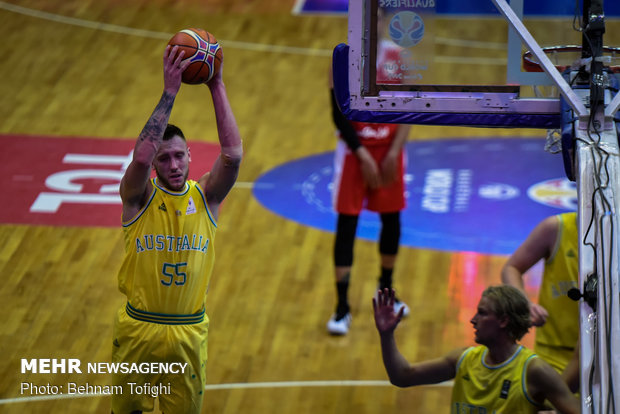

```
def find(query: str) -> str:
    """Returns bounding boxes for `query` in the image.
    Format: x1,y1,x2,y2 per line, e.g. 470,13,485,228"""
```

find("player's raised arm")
120,46,189,218
501,215,558,326
199,66,243,219
373,288,460,387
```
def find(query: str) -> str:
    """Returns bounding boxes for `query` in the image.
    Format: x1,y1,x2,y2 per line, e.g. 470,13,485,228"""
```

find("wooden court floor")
1,1,619,412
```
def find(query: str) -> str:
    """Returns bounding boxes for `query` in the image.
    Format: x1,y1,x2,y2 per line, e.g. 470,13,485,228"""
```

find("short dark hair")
482,285,531,341
163,124,185,141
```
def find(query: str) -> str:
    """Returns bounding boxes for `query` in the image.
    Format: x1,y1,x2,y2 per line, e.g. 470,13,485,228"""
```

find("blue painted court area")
252,138,576,255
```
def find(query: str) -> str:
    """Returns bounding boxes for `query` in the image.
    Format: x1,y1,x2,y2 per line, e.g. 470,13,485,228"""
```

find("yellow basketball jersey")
536,212,579,355
451,345,541,414
117,178,216,318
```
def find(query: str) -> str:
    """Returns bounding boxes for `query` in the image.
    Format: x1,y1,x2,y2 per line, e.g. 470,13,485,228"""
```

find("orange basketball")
167,28,223,84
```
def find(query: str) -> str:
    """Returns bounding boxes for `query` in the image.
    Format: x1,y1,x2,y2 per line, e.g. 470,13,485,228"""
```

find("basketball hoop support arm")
491,0,588,118
606,87,620,117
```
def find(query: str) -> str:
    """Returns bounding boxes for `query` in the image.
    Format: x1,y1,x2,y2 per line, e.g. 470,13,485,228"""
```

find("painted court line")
0,1,507,63
0,1,330,57
234,181,274,189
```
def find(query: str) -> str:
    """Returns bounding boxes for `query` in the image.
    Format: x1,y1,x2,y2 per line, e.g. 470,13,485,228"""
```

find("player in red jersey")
326,49,410,334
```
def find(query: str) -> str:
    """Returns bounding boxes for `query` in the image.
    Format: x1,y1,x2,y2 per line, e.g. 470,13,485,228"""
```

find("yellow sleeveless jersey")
536,212,579,351
451,345,541,414
117,178,216,319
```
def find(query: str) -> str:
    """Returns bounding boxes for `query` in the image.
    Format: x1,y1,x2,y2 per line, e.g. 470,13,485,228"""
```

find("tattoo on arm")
138,92,176,144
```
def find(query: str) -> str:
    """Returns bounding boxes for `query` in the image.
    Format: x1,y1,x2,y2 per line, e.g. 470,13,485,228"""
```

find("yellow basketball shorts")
110,306,209,414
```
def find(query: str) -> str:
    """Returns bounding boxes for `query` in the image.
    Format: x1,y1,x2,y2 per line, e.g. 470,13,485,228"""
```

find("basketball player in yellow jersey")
111,45,242,414
502,212,579,374
373,286,579,413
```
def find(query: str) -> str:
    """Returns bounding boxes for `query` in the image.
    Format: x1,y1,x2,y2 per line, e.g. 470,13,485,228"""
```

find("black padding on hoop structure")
560,71,578,182
560,96,577,182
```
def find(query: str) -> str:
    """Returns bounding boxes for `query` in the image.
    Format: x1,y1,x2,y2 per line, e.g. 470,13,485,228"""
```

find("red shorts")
332,141,406,215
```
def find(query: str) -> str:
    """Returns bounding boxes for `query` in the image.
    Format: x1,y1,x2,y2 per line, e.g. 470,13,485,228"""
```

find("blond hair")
482,285,531,341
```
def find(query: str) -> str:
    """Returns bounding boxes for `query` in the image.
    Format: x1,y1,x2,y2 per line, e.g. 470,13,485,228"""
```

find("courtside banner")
0,134,219,227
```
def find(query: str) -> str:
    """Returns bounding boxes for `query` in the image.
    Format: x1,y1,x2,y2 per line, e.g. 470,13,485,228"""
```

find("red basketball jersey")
344,121,400,147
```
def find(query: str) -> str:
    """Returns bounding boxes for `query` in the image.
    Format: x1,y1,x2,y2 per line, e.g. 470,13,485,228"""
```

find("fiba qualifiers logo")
527,178,577,210
389,11,425,48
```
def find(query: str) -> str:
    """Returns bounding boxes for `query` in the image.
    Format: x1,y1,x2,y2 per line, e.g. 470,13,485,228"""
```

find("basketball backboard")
333,0,620,128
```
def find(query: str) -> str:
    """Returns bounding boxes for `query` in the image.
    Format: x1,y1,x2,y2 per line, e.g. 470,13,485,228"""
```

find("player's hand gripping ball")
167,28,223,84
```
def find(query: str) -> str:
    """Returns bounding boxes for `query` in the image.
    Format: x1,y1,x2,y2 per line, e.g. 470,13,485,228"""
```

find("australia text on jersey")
135,234,210,254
